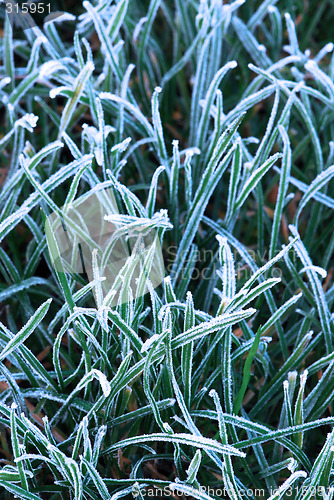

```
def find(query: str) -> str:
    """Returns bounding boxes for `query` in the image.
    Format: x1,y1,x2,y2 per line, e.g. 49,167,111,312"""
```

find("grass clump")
0,0,334,498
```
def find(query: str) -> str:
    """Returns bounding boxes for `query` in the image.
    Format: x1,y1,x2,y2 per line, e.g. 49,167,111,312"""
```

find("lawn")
0,0,334,499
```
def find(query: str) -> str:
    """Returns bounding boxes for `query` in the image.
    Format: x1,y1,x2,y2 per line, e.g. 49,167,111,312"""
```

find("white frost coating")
244,137,260,144
39,61,65,79
261,337,272,343
216,234,227,247
164,276,172,286
163,422,173,433
183,147,201,157
288,371,298,381
49,86,69,99
300,369,308,387
140,333,160,352
132,16,149,42
95,147,103,167
96,305,109,332
285,193,295,204
82,123,95,137
84,60,95,73
300,265,327,279
221,0,245,18
305,60,334,99
157,306,167,322
111,137,132,153
314,43,334,64
45,13,76,24
16,114,39,130
37,34,48,44
91,369,111,397
158,208,169,219
267,471,307,500
105,125,116,137
228,60,238,69
287,458,297,472
305,59,317,70
0,77,11,90
96,73,106,86
11,402,18,410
